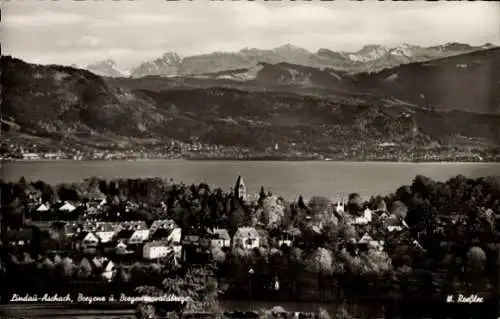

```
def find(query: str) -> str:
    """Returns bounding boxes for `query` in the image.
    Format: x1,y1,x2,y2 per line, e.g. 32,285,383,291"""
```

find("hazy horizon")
2,1,499,69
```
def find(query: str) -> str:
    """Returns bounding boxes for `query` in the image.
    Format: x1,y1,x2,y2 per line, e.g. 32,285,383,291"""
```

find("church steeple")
234,175,247,202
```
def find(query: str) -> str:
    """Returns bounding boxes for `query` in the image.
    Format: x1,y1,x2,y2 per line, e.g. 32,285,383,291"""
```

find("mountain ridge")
2,52,499,161
82,42,496,78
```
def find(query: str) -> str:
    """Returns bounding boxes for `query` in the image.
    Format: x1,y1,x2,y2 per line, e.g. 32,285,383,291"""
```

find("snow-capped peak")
348,45,389,62
160,52,182,65
86,59,130,77
388,44,414,58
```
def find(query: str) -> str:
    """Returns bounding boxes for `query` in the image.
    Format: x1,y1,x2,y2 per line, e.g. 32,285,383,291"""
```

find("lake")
2,160,499,200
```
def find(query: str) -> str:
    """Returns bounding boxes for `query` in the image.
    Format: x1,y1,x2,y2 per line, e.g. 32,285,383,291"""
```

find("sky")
2,0,499,70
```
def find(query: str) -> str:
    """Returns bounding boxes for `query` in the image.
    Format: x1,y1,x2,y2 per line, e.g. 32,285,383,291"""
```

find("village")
1,173,498,319
1,175,426,288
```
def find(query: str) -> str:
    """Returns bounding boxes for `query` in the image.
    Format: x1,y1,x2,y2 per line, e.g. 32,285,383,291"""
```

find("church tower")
234,175,247,202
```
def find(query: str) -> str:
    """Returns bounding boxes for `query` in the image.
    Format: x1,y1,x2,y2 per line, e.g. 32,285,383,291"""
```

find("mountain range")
83,42,496,78
2,45,499,160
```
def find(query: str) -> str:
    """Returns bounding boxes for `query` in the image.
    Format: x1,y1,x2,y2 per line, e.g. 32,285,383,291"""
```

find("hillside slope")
357,48,500,114
2,56,499,160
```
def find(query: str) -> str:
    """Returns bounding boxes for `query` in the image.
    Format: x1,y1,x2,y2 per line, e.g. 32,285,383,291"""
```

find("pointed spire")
297,195,306,209
234,175,246,202
258,186,266,204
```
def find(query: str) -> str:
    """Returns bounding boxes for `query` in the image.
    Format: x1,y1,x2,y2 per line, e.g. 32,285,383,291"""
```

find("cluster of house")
329,198,426,254
3,176,424,268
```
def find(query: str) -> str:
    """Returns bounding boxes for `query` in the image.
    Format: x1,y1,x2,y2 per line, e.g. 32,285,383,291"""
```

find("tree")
309,196,333,215
307,247,334,275
59,257,75,278
390,201,408,219
466,246,486,272
347,193,363,215
211,244,226,264
76,258,92,279
261,196,285,229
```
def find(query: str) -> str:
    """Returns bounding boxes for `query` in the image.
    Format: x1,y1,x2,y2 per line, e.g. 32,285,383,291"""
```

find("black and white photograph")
1,0,499,318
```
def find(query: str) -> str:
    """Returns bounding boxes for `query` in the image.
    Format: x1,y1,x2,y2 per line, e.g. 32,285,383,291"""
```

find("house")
96,231,116,243
233,227,260,250
351,208,373,225
78,232,100,251
95,222,118,243
128,229,150,245
59,201,76,213
385,216,407,232
182,230,201,246
208,228,231,248
358,233,373,245
143,241,173,260
278,228,301,247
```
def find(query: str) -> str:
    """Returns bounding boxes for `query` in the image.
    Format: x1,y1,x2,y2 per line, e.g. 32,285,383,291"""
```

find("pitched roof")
129,230,149,243
96,231,116,243
82,232,100,242
116,229,135,239
59,202,76,212
359,233,374,244
150,227,179,240
235,227,259,239
150,219,177,230
36,204,50,212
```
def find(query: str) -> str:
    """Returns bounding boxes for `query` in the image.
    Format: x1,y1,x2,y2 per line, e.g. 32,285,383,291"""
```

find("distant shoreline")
2,158,499,164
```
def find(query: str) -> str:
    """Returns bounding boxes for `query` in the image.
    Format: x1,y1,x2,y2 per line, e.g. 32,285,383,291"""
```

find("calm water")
2,160,499,200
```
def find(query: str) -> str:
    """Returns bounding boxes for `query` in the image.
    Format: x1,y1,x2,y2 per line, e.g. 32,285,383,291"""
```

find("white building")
335,200,345,214
96,231,116,243
143,242,173,260
209,228,231,248
233,227,260,250
352,208,373,225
